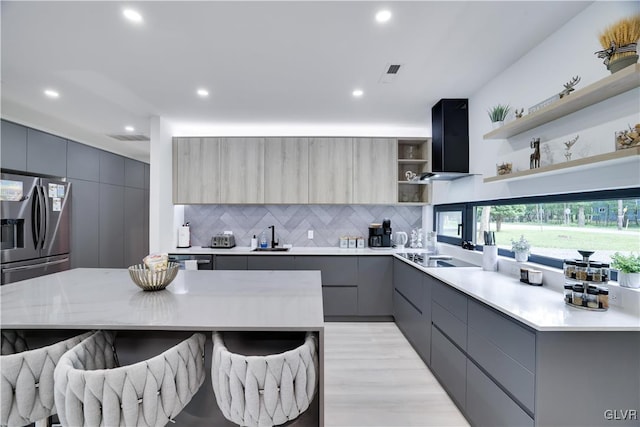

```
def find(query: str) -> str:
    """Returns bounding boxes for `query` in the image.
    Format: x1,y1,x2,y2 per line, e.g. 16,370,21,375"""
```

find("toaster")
211,234,236,248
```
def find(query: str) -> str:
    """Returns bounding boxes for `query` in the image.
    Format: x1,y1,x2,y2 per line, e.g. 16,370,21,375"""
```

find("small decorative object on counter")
563,134,579,162
496,162,512,175
511,235,530,262
615,124,640,151
348,237,357,249
595,14,639,73
520,268,529,284
356,237,365,249
339,236,348,249
558,76,581,98
528,270,543,286
529,138,541,169
563,250,609,311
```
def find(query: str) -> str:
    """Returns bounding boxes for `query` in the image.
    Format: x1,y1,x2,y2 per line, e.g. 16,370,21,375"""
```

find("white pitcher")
394,231,408,249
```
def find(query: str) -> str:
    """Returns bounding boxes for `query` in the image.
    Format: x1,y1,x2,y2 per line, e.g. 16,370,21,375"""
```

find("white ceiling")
1,1,592,163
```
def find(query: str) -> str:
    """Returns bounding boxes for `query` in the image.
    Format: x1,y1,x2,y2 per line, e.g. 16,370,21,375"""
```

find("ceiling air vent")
379,63,403,83
107,134,150,142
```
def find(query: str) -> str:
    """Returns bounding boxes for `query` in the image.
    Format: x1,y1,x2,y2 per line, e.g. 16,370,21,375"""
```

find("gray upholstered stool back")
0,330,92,427
1,330,28,356
211,331,318,427
53,330,206,427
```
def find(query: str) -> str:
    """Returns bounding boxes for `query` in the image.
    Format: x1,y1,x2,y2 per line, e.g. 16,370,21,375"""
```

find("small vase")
514,251,528,262
618,272,640,288
491,121,504,130
608,54,639,74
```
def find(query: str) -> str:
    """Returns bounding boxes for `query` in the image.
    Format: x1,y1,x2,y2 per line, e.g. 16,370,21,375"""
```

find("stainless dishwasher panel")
168,254,213,270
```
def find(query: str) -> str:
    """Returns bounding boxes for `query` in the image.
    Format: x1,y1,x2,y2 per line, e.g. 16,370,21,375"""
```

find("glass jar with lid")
575,262,588,281
564,283,574,304
600,263,610,282
563,260,576,279
586,286,599,308
572,284,585,306
587,263,600,282
598,287,609,309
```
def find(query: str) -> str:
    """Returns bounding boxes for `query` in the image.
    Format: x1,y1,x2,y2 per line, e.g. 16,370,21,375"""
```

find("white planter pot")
514,251,528,262
618,272,640,288
491,121,504,130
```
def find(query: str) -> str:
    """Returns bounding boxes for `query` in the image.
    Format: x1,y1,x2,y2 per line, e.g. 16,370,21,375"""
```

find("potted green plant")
511,235,530,262
610,252,640,288
488,104,510,129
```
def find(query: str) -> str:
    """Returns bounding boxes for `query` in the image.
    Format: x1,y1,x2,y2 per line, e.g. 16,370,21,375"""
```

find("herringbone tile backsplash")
185,205,422,247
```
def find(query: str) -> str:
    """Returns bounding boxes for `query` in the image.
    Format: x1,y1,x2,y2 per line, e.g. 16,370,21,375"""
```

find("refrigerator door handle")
40,185,49,248
1,257,69,273
37,186,47,249
31,187,40,248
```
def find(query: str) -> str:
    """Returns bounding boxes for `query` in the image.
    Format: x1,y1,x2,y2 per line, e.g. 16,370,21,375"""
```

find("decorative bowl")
128,262,179,291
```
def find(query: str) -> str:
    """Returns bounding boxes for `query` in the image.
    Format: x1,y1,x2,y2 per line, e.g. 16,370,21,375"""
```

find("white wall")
432,1,640,205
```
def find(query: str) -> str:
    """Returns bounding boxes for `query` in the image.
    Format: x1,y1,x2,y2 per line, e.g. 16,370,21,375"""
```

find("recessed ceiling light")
44,89,59,98
197,88,209,97
125,126,135,132
375,10,392,23
352,89,364,98
123,9,143,23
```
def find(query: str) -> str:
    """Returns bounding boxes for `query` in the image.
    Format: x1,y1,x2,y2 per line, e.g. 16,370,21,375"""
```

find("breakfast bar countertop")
0,268,324,331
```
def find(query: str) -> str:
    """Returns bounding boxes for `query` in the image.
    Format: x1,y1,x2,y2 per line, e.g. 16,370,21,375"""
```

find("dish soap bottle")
251,235,258,251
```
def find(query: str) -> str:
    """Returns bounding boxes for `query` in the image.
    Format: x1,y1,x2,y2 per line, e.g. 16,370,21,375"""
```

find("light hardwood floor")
324,322,469,427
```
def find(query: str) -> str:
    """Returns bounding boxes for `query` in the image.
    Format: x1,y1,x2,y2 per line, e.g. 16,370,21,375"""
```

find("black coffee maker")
368,219,392,248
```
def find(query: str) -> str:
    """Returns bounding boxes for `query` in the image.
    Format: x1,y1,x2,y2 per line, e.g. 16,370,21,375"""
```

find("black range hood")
421,98,470,181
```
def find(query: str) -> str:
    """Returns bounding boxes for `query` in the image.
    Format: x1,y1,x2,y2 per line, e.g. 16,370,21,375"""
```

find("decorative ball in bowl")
128,262,179,291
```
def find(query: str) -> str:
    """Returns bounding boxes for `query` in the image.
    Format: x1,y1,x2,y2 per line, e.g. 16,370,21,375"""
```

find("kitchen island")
0,268,325,426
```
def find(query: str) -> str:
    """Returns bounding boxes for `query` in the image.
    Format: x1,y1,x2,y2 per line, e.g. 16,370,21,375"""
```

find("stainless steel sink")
254,247,290,252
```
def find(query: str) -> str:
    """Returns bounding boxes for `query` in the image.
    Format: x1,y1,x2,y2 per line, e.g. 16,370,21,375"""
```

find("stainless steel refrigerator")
1,172,71,285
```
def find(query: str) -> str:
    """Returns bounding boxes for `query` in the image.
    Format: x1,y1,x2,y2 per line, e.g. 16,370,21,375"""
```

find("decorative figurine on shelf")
530,138,541,169
405,170,417,181
615,124,640,150
559,76,581,98
563,135,579,162
515,108,524,119
496,162,513,175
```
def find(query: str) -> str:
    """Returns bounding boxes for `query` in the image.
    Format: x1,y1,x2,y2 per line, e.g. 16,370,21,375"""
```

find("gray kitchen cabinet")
99,151,125,186
215,255,248,270
357,256,393,316
308,138,353,204
248,255,295,270
144,163,150,190
431,326,467,409
295,256,358,317
1,120,27,171
68,179,100,268
431,280,467,350
67,141,100,181
26,128,67,177
467,360,534,427
124,158,145,189
173,137,220,204
220,137,264,204
353,138,397,204
124,187,146,266
99,183,124,268
392,259,430,363
264,137,309,204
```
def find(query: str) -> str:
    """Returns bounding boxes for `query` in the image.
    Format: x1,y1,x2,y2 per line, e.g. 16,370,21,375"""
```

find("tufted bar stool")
53,330,206,427
211,331,318,427
0,330,93,427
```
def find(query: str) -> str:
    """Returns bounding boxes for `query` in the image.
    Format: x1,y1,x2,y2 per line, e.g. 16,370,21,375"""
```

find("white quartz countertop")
395,257,640,332
170,246,400,255
0,269,324,331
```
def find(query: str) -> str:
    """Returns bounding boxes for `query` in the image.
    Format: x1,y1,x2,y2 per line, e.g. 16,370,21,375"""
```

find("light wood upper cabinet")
308,138,353,204
220,137,264,204
353,138,397,204
173,137,220,204
264,137,309,204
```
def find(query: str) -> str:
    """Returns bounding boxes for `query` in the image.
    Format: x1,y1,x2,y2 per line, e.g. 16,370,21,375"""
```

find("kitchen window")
435,188,640,268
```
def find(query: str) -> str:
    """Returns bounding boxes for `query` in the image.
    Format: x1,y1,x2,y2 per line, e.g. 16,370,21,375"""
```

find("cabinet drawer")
393,289,429,363
468,331,535,412
468,300,535,372
215,255,248,270
432,301,467,350
322,286,357,316
466,360,534,427
247,255,295,270
295,256,357,286
393,259,425,312
431,326,466,409
432,280,467,323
